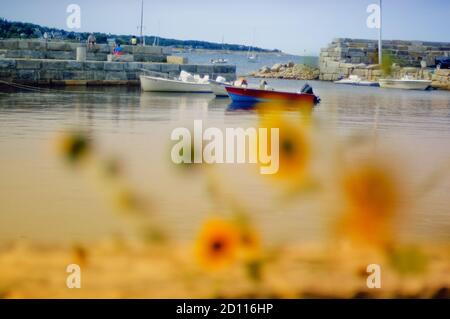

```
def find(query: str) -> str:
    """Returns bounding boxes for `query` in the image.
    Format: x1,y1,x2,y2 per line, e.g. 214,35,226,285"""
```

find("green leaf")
388,246,428,275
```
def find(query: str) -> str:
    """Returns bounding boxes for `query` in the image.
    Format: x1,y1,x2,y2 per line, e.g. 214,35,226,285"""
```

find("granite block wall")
319,38,450,84
0,58,236,86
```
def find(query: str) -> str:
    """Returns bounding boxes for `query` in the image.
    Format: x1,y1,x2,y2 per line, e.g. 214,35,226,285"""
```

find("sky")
1,0,449,55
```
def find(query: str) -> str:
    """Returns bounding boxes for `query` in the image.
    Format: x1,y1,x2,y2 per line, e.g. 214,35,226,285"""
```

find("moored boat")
379,76,432,90
140,71,212,93
247,54,258,63
209,75,241,97
225,84,320,105
334,75,379,87
210,58,228,64
208,79,229,97
209,77,250,98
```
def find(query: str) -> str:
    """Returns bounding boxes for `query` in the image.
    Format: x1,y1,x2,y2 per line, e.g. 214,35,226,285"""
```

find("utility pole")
140,0,145,46
378,0,382,64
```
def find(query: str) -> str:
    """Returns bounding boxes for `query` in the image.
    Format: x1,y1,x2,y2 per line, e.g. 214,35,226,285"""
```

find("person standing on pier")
87,34,96,50
113,43,123,56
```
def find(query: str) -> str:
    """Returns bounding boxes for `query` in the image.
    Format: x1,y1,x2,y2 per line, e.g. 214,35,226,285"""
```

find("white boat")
210,36,228,64
209,80,228,97
210,58,228,64
208,77,250,98
140,71,212,93
209,76,231,97
334,75,379,87
247,54,258,63
247,32,258,63
379,76,432,90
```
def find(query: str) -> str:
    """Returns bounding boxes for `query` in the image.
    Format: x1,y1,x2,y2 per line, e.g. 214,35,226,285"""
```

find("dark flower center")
211,239,224,252
282,139,295,156
68,136,88,161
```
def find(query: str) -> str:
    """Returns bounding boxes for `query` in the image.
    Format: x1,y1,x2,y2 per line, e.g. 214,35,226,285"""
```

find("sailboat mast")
248,29,254,57
157,21,160,46
140,0,145,46
378,0,382,64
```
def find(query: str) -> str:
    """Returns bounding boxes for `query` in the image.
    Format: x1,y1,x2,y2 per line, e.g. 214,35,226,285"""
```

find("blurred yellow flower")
114,187,140,213
56,131,90,164
195,219,240,271
237,226,261,261
101,157,122,178
388,245,428,275
71,244,88,267
339,162,401,247
256,100,314,121
259,116,311,181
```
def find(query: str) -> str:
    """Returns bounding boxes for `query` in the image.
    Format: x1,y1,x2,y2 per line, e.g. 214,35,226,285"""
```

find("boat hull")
140,75,212,93
334,80,379,87
211,60,228,64
225,86,318,105
379,79,432,90
208,80,229,97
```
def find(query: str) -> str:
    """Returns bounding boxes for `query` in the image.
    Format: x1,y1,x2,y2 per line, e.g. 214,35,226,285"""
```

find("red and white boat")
225,85,320,105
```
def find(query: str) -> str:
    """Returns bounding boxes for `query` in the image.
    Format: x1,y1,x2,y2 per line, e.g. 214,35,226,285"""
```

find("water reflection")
226,101,258,112
0,79,449,244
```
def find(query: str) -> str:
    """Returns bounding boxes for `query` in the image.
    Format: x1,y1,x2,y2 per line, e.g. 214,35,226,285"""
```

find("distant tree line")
0,18,280,53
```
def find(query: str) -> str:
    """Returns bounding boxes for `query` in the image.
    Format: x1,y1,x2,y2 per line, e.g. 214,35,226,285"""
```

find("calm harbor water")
0,78,449,245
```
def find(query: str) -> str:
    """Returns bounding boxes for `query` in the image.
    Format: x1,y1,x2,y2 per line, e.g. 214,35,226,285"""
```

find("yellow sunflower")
339,162,401,247
256,100,314,120
195,219,240,271
259,116,311,180
113,186,141,213
56,131,91,164
237,225,261,260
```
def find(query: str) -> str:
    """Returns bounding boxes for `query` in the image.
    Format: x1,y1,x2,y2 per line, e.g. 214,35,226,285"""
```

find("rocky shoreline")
248,62,320,80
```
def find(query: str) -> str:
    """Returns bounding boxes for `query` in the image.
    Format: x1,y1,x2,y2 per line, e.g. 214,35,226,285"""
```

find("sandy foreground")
0,240,448,299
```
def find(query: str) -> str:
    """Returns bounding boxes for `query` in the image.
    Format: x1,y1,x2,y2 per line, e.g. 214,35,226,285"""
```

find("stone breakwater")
319,38,450,90
320,38,450,70
0,39,236,86
318,62,450,90
0,59,236,86
0,39,169,62
249,62,320,80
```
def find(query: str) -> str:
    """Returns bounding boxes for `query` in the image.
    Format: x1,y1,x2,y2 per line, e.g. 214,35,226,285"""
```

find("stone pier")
0,39,236,86
0,39,170,62
0,58,236,86
319,38,450,90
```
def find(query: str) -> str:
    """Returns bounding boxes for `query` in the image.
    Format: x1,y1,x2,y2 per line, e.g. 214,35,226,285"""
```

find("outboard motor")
300,83,320,104
300,83,314,94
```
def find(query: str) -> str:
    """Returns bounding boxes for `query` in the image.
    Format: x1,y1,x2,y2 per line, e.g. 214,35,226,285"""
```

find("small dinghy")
334,75,379,87
247,54,258,63
208,77,230,97
140,71,212,93
208,76,249,97
379,76,432,90
210,58,228,64
225,83,320,105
